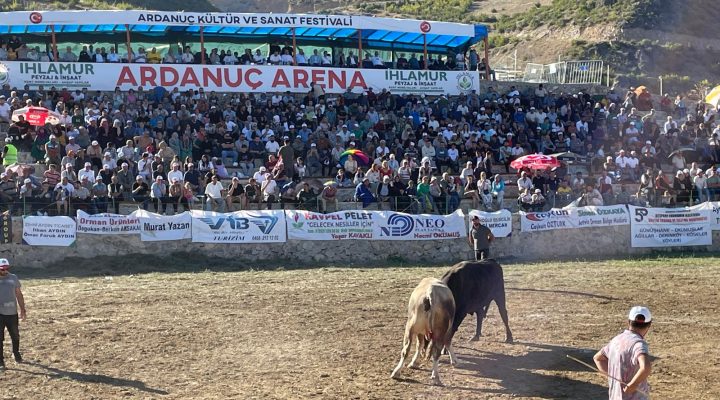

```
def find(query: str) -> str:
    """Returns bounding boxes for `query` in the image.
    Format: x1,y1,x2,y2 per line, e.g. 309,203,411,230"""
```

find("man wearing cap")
0,258,26,370
468,215,494,261
78,162,96,184
594,306,653,399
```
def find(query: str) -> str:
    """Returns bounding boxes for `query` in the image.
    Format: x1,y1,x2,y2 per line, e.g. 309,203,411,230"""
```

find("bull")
441,260,513,343
390,277,457,385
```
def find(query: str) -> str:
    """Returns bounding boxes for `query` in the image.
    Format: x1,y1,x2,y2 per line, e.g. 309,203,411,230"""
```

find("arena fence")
523,60,604,85
7,202,719,249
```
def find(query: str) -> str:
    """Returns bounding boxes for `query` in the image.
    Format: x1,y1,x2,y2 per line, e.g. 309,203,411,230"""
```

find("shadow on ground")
437,341,607,398
16,361,169,395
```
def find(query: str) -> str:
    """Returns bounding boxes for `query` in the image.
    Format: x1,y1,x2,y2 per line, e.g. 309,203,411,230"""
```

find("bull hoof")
431,378,443,386
408,363,420,370
390,371,399,379
469,335,481,342
505,336,514,344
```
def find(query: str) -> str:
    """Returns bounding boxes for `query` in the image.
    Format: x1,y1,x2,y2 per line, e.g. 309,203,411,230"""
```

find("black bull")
441,260,513,343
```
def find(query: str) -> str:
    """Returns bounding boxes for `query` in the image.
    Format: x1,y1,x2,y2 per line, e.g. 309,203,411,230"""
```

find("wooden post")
125,24,131,63
423,33,428,70
357,29,362,69
292,27,297,66
50,25,58,62
200,26,205,64
483,36,490,80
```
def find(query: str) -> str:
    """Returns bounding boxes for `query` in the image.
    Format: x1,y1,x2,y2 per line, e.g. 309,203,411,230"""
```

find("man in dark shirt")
131,175,150,210
468,215,494,261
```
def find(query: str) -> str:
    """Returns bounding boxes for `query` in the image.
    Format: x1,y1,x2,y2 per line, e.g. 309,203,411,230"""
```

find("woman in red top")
379,160,393,179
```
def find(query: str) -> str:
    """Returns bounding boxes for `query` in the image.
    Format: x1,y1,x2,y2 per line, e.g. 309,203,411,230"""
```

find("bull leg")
390,325,413,379
495,295,514,343
408,334,424,369
430,345,443,386
470,306,488,342
446,343,459,366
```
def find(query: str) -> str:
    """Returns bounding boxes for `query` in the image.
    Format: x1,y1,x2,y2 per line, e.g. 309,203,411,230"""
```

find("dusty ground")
1,255,719,399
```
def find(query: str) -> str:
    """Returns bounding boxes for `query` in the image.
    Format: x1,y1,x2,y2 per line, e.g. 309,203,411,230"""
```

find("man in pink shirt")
594,306,653,399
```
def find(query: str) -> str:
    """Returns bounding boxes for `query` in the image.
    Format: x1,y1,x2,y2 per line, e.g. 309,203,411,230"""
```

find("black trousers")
475,248,490,261
0,314,20,361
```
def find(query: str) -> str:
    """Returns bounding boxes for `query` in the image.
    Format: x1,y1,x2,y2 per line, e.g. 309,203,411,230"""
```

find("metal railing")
521,60,605,85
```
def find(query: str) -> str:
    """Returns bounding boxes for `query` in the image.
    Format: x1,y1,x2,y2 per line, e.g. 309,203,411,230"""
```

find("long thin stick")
566,355,649,397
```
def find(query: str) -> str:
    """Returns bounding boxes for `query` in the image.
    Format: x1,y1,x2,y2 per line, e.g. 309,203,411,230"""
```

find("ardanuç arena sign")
0,62,477,96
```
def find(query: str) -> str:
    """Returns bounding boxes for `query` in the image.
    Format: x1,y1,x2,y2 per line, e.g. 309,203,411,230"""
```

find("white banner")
468,209,512,238
136,210,192,242
629,205,712,248
519,209,574,232
75,210,141,235
374,210,465,240
0,11,476,36
22,216,76,246
690,202,720,230
286,210,375,240
190,210,286,243
575,205,630,228
0,62,477,96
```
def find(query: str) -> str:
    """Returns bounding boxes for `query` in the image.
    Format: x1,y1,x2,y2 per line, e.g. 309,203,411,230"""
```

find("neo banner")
374,210,466,241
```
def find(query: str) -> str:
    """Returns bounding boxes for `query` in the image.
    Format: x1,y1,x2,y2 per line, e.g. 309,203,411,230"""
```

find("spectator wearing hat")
531,188,546,211
78,162,96,184
0,258,26,370
150,175,169,214
468,215,494,261
91,176,108,214
594,306,653,399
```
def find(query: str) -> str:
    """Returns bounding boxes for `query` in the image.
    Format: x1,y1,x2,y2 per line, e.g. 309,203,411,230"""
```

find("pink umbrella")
510,154,561,170
12,106,62,126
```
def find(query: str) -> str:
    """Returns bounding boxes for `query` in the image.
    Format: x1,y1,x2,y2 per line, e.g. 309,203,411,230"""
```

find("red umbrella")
12,106,62,126
510,154,561,170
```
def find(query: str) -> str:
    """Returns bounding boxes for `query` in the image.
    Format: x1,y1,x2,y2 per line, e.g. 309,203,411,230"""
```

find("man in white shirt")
204,175,225,212
626,151,639,182
268,51,282,65
223,51,238,65
181,47,195,64
253,166,267,184
78,163,96,184
371,51,384,68
321,52,332,66
265,136,280,155
0,96,11,123
106,48,120,63
167,163,184,185
295,49,307,66
59,46,77,62
517,171,533,192
664,116,678,134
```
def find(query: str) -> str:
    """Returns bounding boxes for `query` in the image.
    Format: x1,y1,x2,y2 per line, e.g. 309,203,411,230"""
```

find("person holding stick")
593,306,653,399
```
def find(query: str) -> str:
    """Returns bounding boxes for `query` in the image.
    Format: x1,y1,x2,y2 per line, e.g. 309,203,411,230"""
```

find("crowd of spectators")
0,76,715,216
0,35,490,72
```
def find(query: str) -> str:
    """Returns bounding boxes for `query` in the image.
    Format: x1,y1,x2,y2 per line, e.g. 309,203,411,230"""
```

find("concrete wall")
2,215,715,269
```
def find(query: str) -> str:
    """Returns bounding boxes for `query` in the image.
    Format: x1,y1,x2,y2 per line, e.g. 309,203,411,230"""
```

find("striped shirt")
601,329,650,400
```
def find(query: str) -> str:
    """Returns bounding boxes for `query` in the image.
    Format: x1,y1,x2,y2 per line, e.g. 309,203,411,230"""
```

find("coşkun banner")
0,62,478,96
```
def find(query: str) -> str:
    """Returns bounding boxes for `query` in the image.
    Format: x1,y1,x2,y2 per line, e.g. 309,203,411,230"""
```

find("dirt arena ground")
1,254,718,399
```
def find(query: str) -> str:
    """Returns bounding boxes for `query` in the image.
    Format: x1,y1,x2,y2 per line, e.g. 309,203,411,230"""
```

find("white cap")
92,140,99,145
259,166,266,172
646,140,651,144
628,306,652,323
4,137,11,143
0,258,9,268
23,178,31,184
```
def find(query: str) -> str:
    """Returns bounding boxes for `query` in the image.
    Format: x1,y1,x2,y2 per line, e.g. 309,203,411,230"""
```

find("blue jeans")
221,150,238,165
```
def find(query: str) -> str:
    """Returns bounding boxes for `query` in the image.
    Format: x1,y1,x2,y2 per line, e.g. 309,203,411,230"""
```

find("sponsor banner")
0,62,477,96
0,11,475,36
374,210,465,240
519,209,574,232
629,205,712,248
135,210,192,242
468,209,512,238
0,213,12,244
286,210,375,240
75,210,141,235
190,210,286,243
690,202,720,230
22,216,76,246
574,205,630,228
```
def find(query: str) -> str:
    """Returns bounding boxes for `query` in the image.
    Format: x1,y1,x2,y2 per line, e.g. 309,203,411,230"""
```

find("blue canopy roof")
0,23,489,54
